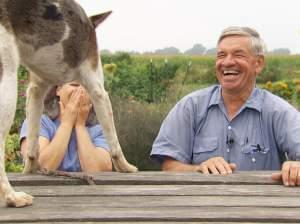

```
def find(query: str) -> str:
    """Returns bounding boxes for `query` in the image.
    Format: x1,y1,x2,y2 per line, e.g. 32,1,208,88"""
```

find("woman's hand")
76,87,92,127
59,88,81,127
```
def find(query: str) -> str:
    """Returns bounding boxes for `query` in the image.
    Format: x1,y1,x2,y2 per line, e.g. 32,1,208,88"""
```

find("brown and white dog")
0,0,137,207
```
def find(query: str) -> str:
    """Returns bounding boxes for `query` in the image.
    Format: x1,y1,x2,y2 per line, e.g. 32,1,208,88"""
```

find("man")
150,26,300,186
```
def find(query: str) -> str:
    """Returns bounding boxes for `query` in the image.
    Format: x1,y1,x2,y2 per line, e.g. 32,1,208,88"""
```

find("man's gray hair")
217,26,266,56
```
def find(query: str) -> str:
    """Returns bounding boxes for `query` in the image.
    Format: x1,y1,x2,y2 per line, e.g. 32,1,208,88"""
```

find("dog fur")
0,0,137,207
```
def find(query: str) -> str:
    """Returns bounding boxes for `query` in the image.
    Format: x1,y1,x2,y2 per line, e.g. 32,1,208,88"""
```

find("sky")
75,0,300,54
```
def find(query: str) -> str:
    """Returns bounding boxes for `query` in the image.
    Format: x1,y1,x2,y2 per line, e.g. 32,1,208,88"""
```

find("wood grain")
1,171,298,223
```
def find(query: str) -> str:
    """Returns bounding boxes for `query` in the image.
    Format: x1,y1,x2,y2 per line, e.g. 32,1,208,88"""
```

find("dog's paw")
112,157,138,173
23,158,39,174
5,191,33,207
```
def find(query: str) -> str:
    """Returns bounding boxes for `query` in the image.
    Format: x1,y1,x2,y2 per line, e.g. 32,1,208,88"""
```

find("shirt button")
252,157,256,163
228,126,232,130
227,148,230,153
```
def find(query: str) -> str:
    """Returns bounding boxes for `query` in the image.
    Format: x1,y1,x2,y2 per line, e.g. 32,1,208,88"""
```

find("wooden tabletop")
1,171,300,223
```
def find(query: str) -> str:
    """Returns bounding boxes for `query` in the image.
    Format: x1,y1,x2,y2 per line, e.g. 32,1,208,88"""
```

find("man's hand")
271,161,300,186
198,157,236,175
76,87,92,127
59,88,81,127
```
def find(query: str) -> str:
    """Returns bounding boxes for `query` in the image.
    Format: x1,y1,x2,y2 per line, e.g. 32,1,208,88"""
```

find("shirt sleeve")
150,97,196,164
274,105,300,161
19,115,53,142
89,124,110,151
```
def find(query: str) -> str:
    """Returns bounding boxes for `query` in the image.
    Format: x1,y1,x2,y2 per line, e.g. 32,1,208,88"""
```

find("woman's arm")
75,126,112,172
21,122,73,170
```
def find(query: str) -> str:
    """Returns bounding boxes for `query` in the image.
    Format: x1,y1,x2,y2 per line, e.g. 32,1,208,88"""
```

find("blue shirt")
150,85,300,170
20,115,109,172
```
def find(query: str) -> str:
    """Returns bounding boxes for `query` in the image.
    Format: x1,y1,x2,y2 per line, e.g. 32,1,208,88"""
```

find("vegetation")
5,53,300,171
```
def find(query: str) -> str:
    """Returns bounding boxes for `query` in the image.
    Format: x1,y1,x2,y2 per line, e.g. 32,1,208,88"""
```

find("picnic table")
1,171,300,223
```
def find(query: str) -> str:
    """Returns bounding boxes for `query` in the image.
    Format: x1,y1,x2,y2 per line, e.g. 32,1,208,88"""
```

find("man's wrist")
193,164,202,172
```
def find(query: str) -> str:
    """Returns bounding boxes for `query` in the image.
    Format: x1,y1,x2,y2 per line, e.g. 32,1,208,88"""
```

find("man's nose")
222,55,235,66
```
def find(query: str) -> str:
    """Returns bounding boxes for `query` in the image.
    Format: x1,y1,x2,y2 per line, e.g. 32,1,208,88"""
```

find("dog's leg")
79,62,138,172
23,75,50,173
0,25,33,207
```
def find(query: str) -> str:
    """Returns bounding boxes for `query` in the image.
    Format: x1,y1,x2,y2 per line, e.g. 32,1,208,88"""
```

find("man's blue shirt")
150,85,300,170
20,115,109,172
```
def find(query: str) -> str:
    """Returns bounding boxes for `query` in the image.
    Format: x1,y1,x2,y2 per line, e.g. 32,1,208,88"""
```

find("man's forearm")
162,158,201,172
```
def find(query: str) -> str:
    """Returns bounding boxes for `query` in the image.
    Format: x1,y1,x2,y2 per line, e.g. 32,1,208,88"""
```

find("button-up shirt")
150,85,300,170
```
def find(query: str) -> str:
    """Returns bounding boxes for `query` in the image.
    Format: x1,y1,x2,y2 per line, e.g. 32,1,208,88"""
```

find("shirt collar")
244,87,262,112
208,85,263,112
208,85,222,108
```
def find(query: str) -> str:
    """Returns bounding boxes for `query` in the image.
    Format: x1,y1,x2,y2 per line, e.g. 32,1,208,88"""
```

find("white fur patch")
0,23,19,198
0,24,19,131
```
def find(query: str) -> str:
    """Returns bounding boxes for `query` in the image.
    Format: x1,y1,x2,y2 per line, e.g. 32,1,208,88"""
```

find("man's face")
216,35,264,95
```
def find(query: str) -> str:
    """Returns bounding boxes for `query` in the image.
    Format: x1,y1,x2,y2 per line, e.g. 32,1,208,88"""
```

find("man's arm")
162,157,236,174
162,157,201,171
270,102,300,186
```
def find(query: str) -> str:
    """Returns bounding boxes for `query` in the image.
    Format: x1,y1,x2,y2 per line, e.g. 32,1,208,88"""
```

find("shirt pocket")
192,137,219,164
240,143,270,170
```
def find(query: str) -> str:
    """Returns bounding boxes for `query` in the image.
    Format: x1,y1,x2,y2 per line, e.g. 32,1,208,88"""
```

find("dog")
0,0,138,207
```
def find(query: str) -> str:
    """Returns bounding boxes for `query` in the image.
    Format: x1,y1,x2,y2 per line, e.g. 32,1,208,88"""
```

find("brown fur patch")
87,31,99,70
0,1,12,32
61,0,94,68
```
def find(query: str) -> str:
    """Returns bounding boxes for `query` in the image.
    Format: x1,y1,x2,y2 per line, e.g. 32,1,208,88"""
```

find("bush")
10,66,28,134
111,96,173,170
5,134,23,172
262,80,300,108
102,53,181,103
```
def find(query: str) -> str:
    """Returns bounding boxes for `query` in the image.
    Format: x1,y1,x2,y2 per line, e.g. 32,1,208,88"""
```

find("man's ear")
255,55,265,75
90,11,112,28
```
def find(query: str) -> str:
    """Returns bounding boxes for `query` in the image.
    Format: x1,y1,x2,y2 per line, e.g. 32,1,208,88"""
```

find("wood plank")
6,223,300,224
0,206,299,222
2,195,300,208
8,171,281,186
14,184,300,197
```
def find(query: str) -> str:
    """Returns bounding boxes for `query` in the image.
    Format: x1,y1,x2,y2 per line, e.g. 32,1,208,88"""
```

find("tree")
205,47,217,56
100,49,112,55
269,48,291,55
154,47,181,55
184,43,206,55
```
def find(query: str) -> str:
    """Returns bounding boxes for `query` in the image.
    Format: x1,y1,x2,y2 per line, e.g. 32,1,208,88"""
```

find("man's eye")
217,54,225,59
70,84,80,87
235,54,246,58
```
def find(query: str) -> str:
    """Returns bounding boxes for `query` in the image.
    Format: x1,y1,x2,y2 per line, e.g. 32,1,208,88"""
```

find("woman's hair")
43,85,98,126
217,26,266,56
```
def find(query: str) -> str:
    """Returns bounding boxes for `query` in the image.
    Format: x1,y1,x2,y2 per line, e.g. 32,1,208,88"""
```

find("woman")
20,81,112,172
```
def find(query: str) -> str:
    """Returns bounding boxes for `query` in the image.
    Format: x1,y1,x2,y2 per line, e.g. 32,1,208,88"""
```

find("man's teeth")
223,70,239,75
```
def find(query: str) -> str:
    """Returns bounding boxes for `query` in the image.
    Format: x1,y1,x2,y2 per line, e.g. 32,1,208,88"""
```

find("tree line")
101,44,292,56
